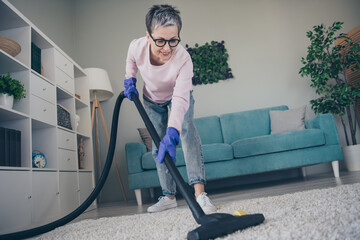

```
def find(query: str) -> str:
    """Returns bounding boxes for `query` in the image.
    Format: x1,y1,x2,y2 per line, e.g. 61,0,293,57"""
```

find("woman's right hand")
124,77,139,101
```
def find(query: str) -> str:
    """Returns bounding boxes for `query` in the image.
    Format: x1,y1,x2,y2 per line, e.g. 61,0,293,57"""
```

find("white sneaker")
196,192,217,214
147,196,178,213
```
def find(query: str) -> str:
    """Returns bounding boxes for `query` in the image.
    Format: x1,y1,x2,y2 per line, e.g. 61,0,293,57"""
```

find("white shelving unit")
0,0,96,234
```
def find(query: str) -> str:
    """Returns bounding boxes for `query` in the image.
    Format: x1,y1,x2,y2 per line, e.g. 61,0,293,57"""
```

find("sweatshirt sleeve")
167,58,193,133
125,40,138,79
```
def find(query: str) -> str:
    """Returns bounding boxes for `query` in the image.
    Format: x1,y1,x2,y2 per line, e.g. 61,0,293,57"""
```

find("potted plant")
0,72,26,109
299,21,360,171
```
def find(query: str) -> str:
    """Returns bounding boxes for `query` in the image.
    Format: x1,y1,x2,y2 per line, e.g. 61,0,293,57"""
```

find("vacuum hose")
0,92,127,240
1,91,265,240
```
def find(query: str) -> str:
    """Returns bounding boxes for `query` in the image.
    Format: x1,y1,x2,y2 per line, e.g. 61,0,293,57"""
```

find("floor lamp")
85,68,127,202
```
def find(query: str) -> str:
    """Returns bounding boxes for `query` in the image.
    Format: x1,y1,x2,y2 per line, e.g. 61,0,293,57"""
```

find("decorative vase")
0,93,14,109
342,144,360,172
75,114,80,130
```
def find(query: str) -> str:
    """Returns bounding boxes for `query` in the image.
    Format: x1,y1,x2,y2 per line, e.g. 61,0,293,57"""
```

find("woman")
124,4,216,214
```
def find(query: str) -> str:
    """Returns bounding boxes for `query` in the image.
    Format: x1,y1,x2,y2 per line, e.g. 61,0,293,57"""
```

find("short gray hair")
146,5,182,34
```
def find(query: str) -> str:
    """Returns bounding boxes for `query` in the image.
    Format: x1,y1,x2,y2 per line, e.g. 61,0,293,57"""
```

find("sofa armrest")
125,142,147,174
305,114,340,145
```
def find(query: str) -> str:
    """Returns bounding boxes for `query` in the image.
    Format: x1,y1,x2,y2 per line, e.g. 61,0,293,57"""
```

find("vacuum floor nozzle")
188,213,265,240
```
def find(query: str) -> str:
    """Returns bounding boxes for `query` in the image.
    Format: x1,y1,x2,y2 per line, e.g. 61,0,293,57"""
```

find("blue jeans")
143,91,205,196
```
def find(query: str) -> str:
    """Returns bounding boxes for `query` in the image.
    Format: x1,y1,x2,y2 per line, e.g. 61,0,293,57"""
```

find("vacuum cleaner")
130,92,265,239
0,91,264,240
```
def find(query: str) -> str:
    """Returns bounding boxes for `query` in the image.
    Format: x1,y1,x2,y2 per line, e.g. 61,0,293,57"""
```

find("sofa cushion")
232,129,325,158
270,106,306,134
141,152,155,170
141,143,233,170
202,143,233,163
220,106,288,144
141,149,185,170
194,116,223,144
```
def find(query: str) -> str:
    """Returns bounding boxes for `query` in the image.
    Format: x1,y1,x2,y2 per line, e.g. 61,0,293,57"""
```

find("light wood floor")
73,170,360,223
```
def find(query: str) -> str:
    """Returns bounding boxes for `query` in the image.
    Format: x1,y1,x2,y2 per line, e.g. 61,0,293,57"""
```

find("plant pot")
342,144,360,172
0,93,14,109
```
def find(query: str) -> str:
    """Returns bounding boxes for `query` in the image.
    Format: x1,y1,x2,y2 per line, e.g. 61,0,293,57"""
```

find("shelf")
74,75,90,104
32,168,58,172
0,166,30,171
75,107,91,137
0,24,31,67
57,125,75,134
31,118,55,129
0,116,31,168
31,28,52,50
0,1,28,31
32,120,57,169
0,0,95,234
57,87,73,101
0,50,28,74
77,131,91,139
77,132,91,138
30,69,53,84
74,65,86,79
0,70,30,115
59,170,78,173
0,106,28,121
75,98,88,109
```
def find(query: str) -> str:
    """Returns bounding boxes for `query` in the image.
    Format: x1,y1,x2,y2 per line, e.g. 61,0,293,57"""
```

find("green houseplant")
186,41,233,85
299,22,360,171
0,73,26,108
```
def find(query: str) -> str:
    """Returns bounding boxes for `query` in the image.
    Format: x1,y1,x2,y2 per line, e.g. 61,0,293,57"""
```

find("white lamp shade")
85,68,114,102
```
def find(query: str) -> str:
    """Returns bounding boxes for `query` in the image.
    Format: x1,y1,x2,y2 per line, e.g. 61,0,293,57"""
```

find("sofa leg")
149,188,154,199
331,161,340,178
301,167,307,178
134,189,142,206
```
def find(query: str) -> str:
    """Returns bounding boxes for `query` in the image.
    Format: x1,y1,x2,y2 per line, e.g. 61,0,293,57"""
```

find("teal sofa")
125,105,343,205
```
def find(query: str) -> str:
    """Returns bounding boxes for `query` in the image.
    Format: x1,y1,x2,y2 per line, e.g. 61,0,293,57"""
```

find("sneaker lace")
156,196,166,204
198,193,212,206
155,196,173,205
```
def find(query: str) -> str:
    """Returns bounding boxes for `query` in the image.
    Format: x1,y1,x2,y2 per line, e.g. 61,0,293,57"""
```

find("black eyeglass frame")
149,33,181,47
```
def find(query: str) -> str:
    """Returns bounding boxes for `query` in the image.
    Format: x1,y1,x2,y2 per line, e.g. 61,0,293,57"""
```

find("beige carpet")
33,183,360,240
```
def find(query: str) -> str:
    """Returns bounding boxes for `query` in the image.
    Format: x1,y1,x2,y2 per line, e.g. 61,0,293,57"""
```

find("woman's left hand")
155,127,179,164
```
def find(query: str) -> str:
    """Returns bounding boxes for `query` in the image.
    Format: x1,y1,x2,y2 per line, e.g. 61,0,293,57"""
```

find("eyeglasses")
149,33,181,47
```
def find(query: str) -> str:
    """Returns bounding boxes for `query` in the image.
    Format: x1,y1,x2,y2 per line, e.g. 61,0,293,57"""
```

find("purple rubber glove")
124,77,139,101
155,127,179,164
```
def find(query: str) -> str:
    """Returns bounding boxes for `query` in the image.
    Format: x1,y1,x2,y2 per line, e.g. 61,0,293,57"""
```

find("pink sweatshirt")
125,37,193,132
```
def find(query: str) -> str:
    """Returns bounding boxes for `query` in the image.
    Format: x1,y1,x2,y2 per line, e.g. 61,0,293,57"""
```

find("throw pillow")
269,106,306,134
137,128,152,152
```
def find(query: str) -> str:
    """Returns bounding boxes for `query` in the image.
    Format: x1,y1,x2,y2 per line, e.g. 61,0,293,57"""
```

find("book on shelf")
15,130,21,167
0,127,21,167
4,128,10,166
31,42,41,74
0,127,5,166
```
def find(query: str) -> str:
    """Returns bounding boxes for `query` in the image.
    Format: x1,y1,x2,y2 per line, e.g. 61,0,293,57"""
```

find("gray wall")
9,0,360,203
10,0,75,55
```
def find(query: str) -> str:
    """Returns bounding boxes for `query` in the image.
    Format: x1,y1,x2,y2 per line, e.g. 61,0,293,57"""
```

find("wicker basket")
0,36,21,57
